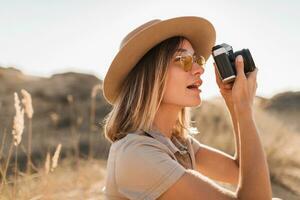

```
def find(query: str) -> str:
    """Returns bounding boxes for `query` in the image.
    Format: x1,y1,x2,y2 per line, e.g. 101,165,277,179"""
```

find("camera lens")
234,49,256,73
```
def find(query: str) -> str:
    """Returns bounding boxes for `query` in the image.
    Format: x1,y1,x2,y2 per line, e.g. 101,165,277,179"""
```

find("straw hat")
103,16,216,105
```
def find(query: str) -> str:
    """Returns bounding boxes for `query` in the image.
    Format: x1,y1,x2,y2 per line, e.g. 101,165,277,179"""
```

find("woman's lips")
187,87,201,93
186,80,202,93
187,79,202,88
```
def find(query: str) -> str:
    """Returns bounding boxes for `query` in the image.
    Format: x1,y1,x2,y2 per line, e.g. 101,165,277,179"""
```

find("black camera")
212,43,256,83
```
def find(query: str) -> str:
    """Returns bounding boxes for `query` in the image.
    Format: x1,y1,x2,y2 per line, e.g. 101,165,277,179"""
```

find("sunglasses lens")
197,55,206,66
175,54,204,72
183,56,193,71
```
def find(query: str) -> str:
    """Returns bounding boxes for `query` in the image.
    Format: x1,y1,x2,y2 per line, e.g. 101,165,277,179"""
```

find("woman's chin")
186,97,202,107
185,88,202,106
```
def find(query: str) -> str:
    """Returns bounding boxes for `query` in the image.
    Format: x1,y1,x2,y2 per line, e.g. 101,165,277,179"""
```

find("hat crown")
120,19,161,49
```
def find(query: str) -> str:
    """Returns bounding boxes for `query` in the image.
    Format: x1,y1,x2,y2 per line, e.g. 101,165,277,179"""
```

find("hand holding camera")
231,55,258,111
212,43,258,111
212,43,256,83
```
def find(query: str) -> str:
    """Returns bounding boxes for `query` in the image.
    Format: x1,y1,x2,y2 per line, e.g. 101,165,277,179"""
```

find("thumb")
235,55,246,79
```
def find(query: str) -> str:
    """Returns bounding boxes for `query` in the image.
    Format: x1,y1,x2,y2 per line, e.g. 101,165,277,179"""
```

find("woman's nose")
191,63,205,76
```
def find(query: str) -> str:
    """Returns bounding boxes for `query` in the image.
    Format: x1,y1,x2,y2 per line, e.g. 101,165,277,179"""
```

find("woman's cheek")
163,82,185,104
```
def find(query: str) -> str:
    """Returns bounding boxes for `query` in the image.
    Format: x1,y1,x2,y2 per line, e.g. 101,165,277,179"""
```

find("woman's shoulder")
112,131,176,167
112,132,187,200
111,130,170,153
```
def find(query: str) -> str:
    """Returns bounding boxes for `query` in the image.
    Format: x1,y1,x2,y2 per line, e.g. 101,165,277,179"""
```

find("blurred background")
0,0,299,199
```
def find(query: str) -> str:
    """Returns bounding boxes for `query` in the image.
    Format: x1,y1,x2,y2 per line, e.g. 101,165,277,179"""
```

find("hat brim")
103,16,216,105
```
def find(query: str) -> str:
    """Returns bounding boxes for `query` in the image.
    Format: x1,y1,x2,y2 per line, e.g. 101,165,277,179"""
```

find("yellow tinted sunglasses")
174,53,206,72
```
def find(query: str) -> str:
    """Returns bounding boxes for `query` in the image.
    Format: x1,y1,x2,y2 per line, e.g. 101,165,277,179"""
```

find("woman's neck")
152,103,182,138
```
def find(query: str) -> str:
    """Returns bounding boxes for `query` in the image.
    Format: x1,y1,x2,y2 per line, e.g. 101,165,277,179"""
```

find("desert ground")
1,67,299,199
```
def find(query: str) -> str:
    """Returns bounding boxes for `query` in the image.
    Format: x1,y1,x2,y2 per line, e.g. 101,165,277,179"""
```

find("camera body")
212,43,256,83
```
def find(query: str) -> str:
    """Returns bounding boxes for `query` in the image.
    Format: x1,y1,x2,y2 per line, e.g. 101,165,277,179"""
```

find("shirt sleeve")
188,135,202,155
115,137,186,200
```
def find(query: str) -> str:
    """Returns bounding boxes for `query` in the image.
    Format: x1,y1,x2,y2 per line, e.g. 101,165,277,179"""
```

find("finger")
213,63,222,86
248,67,258,81
235,55,246,79
247,68,258,91
224,83,233,89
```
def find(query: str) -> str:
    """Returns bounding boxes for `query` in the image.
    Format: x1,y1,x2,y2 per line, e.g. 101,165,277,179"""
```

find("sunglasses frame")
174,52,206,72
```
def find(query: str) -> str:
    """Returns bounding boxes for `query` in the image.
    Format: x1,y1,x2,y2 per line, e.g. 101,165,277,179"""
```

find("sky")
1,0,299,100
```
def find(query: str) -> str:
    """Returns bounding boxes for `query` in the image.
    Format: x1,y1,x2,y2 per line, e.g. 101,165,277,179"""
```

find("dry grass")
0,88,105,199
1,90,299,199
20,89,34,175
255,108,300,195
192,98,300,199
0,159,106,200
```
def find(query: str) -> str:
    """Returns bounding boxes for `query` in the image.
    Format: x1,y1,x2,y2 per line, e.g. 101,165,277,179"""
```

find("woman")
102,16,276,200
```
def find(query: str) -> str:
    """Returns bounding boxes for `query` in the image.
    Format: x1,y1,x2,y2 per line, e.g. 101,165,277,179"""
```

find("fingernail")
237,55,243,62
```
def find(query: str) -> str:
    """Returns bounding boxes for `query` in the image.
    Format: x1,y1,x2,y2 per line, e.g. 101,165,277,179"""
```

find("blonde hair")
103,36,193,143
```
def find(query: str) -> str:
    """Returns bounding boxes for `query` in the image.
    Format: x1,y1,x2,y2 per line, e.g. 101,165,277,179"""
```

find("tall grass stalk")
0,128,8,183
0,128,7,160
11,92,24,199
88,84,101,160
51,143,62,172
0,135,13,193
21,89,34,175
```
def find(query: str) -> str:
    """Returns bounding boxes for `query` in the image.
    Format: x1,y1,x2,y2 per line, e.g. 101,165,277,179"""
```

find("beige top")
102,129,202,200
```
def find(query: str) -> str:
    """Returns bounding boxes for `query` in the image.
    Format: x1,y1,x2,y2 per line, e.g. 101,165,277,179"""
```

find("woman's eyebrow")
176,48,196,56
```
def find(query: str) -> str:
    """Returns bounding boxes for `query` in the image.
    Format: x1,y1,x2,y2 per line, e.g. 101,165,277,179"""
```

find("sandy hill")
0,66,299,198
